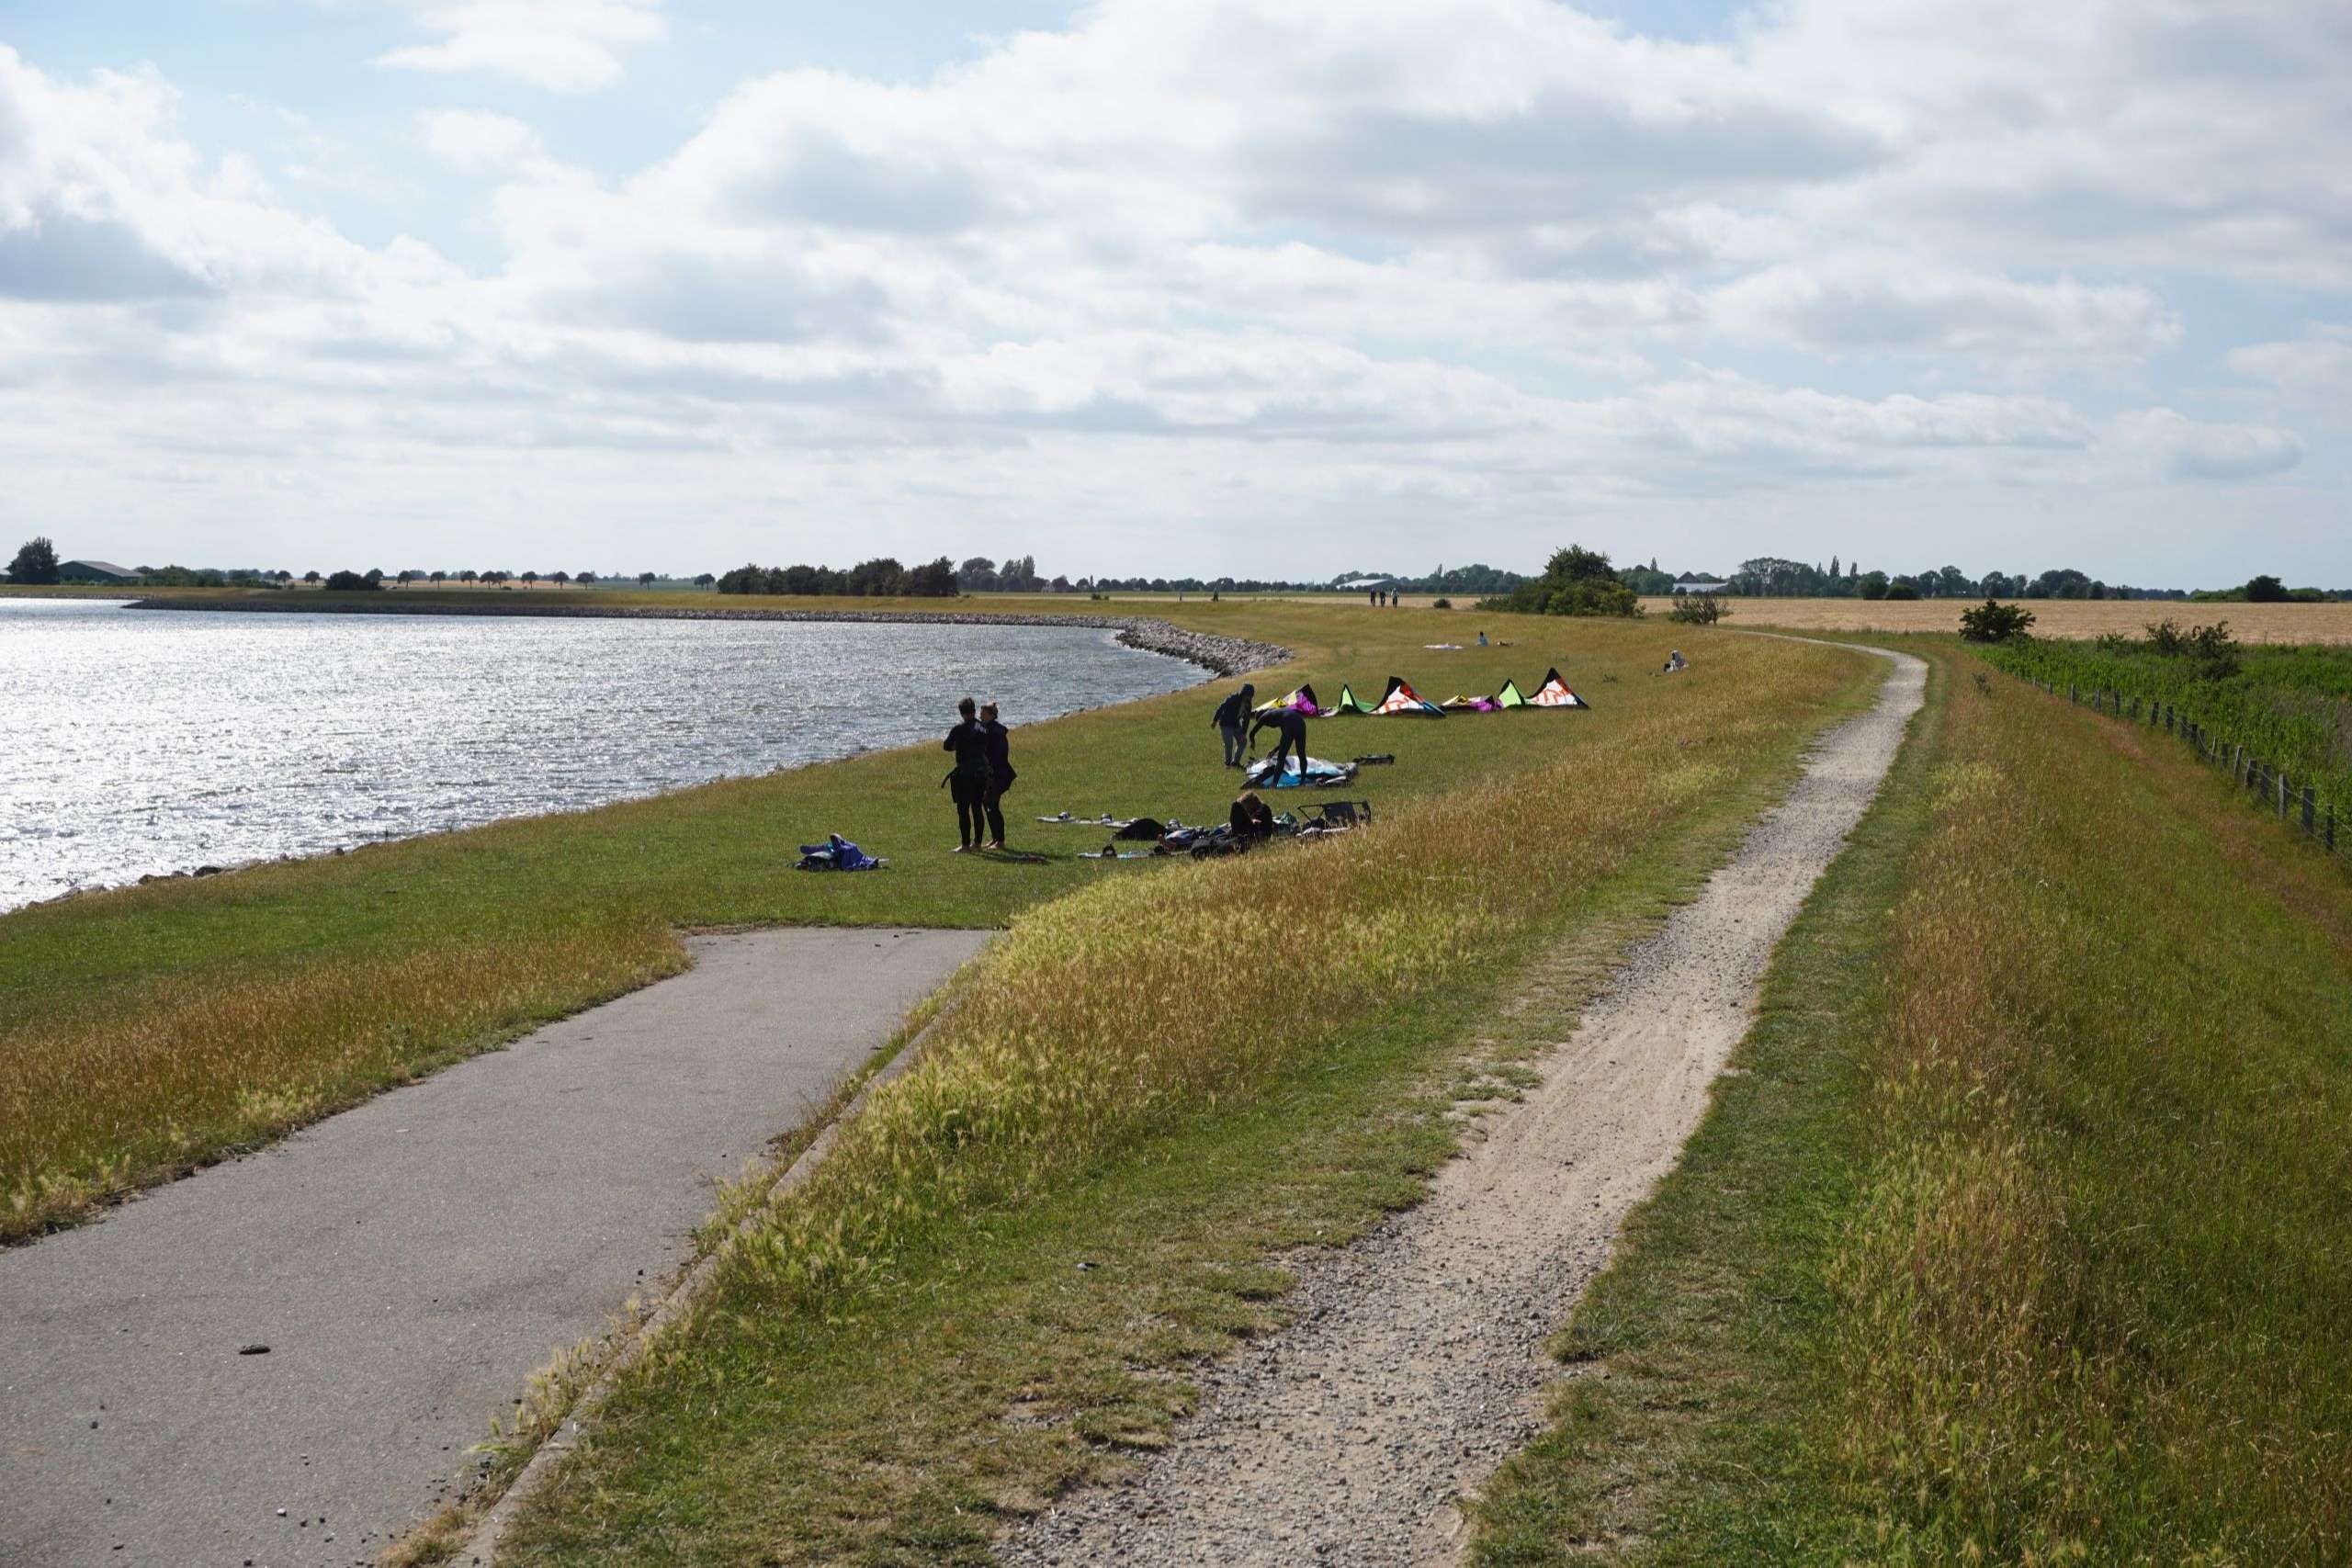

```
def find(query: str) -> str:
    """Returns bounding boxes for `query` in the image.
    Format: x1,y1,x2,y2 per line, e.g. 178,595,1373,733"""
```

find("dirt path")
1005,646,1925,1567
0,928,986,1568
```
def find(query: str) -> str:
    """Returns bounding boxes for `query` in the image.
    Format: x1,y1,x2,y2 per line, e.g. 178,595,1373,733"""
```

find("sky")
1,1,2346,586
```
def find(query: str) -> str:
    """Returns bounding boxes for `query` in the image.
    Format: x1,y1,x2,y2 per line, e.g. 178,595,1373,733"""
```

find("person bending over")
1211,682,1256,767
978,700,1015,851
1250,707,1308,781
943,696,991,851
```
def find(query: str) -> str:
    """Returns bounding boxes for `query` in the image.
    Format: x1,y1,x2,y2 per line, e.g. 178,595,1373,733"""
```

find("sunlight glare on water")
0,601,1198,910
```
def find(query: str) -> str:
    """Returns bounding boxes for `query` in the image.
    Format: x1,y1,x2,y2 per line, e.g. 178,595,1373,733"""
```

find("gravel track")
1003,645,1925,1567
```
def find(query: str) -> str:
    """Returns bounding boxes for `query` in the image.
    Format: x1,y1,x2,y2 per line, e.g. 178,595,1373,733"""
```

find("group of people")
1209,682,1311,778
1366,588,1403,606
943,697,1017,852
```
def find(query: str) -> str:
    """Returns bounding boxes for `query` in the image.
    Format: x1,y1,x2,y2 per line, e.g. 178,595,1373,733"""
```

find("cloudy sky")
2,1,2345,585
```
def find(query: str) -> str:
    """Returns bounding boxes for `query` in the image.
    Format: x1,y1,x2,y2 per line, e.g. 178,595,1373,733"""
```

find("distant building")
1670,579,1730,595
57,560,143,585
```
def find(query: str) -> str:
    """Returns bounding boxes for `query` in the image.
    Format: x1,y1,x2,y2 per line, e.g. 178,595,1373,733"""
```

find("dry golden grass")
1826,670,2352,1560
493,631,1871,1563
1652,595,2352,644
0,919,684,1235
1470,642,2352,1565
727,633,1858,1303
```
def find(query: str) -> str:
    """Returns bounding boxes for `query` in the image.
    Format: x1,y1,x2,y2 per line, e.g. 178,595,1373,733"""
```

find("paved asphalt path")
0,927,989,1568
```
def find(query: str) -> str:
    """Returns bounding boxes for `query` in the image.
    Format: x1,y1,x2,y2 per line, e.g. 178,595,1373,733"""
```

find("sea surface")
0,600,1199,911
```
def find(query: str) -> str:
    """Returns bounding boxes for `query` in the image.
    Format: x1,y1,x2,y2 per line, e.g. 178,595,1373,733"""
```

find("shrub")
1669,592,1731,626
1958,599,2034,643
1883,581,1920,601
1479,545,1645,619
322,570,380,592
1431,596,1453,609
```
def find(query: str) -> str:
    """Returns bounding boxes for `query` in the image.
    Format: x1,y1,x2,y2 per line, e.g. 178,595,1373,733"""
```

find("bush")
2144,618,2240,679
322,570,380,592
1669,592,1731,626
1431,596,1453,610
1479,545,1645,619
1958,599,2034,643
1883,581,1920,601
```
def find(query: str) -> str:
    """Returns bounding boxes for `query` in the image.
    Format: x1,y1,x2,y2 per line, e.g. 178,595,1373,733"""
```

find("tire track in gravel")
1002,643,1925,1568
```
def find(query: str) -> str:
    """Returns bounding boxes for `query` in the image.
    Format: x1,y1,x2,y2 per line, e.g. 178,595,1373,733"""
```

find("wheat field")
1650,596,2352,644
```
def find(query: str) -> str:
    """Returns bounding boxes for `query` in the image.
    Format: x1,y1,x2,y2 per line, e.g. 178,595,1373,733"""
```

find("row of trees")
717,557,961,597
321,568,707,587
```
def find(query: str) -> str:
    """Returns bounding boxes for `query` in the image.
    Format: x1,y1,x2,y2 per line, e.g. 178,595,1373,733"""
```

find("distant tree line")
717,557,960,597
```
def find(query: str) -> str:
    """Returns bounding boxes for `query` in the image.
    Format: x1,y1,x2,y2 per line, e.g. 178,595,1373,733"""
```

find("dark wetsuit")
1229,795,1274,844
979,718,1014,844
1212,688,1252,766
1250,709,1307,781
944,719,990,846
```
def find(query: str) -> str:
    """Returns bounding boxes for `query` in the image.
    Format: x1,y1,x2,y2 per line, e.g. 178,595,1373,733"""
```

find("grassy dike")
470,628,1872,1565
5,599,1796,1239
1472,637,2352,1564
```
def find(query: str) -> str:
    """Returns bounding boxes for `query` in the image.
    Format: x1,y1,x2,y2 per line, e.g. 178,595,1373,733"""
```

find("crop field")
1982,633,2352,826
1658,596,2352,644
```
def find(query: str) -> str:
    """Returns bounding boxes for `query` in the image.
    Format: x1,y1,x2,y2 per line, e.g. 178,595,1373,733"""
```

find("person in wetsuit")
1211,682,1256,767
978,700,1014,850
943,696,990,851
1249,706,1308,783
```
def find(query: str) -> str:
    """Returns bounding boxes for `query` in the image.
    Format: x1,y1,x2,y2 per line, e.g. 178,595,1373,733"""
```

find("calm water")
0,601,1197,910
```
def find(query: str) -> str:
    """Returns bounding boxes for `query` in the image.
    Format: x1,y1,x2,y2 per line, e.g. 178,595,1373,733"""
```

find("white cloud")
0,2,2344,580
368,1,666,92
2229,323,2352,409
2113,409,2304,481
417,108,553,176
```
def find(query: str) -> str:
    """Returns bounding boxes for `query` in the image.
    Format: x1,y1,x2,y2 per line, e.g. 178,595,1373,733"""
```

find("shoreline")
123,595,1292,679
9,606,1286,913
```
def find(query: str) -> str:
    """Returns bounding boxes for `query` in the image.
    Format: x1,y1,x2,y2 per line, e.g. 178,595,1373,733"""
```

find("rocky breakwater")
125,597,1291,679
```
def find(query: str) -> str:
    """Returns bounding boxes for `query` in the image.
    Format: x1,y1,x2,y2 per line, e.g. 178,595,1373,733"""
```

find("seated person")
1230,790,1275,843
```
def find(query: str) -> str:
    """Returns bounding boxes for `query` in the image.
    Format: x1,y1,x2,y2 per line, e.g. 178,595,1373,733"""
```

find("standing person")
1250,706,1308,783
942,696,989,852
1211,682,1256,767
978,700,1015,850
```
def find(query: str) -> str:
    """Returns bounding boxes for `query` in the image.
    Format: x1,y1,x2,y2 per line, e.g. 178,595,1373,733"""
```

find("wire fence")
2007,671,2349,870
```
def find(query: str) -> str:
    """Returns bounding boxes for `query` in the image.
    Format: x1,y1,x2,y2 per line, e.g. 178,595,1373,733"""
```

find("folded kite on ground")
1494,679,1529,709
1328,682,1378,716
1244,754,1359,788
1442,693,1502,712
1371,676,1446,716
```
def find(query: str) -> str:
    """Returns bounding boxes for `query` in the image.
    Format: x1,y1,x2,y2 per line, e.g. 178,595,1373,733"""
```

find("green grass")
2,602,1737,1236
480,629,1872,1565
1472,635,2352,1564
